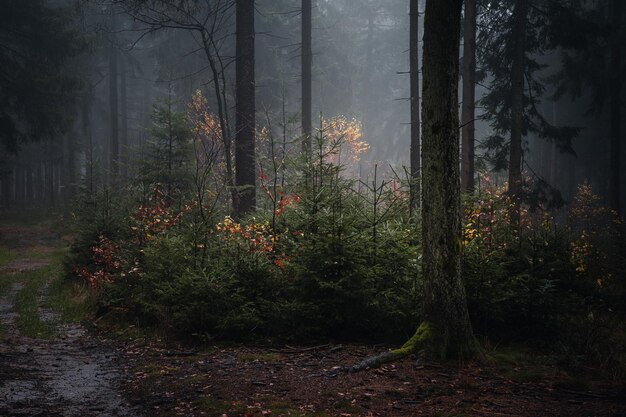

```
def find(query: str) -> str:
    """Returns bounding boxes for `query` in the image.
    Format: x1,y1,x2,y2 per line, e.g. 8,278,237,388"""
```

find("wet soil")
120,343,626,417
0,225,140,417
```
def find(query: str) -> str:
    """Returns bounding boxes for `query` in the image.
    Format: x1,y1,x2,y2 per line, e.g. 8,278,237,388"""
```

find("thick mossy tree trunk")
234,0,256,217
352,0,480,372
508,0,529,224
420,0,480,361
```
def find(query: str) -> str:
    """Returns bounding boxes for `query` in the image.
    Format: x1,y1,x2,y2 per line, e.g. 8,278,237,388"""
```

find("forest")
0,0,625,416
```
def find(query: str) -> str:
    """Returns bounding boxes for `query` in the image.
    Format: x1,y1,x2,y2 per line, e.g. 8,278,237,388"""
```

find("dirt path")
0,226,141,417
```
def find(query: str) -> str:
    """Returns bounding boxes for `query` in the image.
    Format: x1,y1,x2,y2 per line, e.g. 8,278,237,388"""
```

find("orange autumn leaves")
321,116,369,167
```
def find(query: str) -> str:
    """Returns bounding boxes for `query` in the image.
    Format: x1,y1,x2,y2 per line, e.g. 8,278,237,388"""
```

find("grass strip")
48,273,95,325
14,264,58,339
0,246,14,268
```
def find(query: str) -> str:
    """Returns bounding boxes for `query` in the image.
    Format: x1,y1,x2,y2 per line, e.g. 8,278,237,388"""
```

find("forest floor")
1,219,625,417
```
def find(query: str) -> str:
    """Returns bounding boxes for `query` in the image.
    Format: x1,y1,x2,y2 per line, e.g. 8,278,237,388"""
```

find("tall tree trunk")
46,156,54,207
409,0,421,213
421,0,480,359
359,11,375,147
508,0,529,224
120,53,128,179
25,164,33,205
54,160,60,205
1,166,10,209
549,102,558,187
509,0,528,224
461,0,476,193
109,10,119,177
234,0,256,218
609,0,622,217
15,164,24,208
352,0,482,369
201,33,236,212
302,0,312,158
61,131,76,205
36,160,43,205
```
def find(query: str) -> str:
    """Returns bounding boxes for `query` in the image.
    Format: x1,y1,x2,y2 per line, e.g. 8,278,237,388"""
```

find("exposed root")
350,322,431,372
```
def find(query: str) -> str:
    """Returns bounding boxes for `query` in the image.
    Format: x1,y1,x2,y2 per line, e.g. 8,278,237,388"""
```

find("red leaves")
132,186,193,242
73,235,120,287
274,194,300,217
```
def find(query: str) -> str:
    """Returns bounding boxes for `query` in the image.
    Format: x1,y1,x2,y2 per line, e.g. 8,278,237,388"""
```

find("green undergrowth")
48,272,96,325
41,246,96,329
0,246,14,268
14,263,59,339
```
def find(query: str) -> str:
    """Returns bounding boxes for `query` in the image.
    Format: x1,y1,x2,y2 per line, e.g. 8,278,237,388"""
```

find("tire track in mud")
0,249,141,416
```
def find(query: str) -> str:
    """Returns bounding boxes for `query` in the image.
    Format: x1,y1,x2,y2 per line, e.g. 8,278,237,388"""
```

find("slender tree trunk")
302,0,312,157
549,102,558,187
61,135,69,206
421,0,480,359
508,0,529,224
54,160,60,205
120,53,128,179
461,0,476,193
61,131,76,205
167,88,173,179
26,163,33,205
46,156,54,207
201,33,236,212
234,0,256,217
68,133,76,200
15,164,24,208
609,0,622,217
109,10,119,177
1,166,10,209
363,12,374,135
410,0,421,213
36,161,43,205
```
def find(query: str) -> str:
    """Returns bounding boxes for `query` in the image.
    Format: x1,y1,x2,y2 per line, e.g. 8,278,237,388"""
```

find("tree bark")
508,0,529,224
109,9,119,177
15,164,24,208
461,0,476,193
302,0,312,158
201,33,236,213
36,160,43,205
1,166,11,208
120,53,128,179
234,0,257,217
609,0,622,217
421,0,480,359
410,0,421,213
46,156,54,207
61,136,68,206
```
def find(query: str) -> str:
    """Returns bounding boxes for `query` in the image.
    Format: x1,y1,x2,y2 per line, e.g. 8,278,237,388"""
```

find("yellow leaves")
322,116,369,166
215,216,274,253
567,183,621,285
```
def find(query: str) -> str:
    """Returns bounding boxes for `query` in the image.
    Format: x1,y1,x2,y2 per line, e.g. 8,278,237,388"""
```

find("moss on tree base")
350,322,431,372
